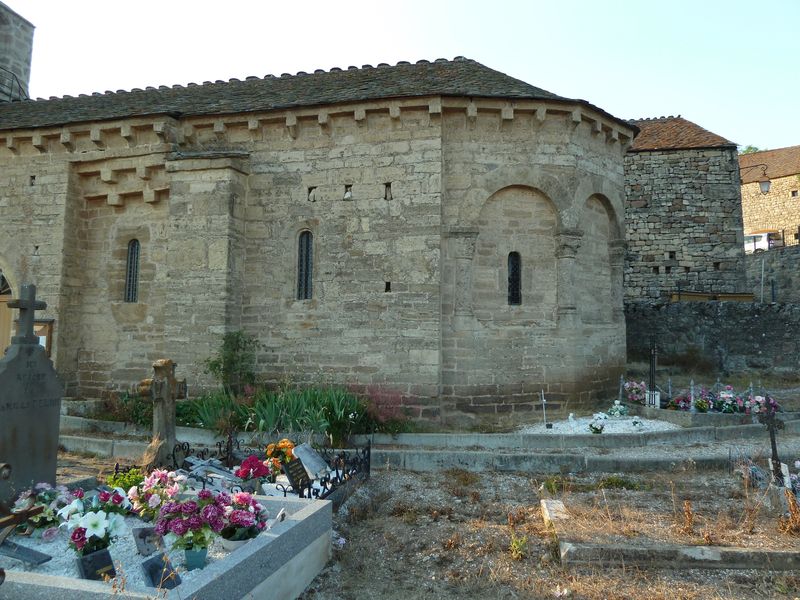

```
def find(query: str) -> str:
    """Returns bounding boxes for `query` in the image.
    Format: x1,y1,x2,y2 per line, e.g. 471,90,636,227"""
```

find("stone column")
609,239,626,322
555,229,583,325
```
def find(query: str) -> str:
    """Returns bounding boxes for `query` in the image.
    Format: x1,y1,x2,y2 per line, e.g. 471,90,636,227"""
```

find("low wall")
625,300,800,374
745,246,800,303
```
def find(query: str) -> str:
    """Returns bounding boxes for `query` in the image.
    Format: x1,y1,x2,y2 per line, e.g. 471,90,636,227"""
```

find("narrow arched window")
297,231,313,300
124,239,140,303
508,252,521,305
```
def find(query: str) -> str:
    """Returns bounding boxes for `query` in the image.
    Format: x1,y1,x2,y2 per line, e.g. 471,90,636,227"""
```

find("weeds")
779,489,800,535
508,533,528,560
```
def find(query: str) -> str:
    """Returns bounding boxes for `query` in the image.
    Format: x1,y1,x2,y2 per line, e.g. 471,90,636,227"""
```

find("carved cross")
7,284,46,345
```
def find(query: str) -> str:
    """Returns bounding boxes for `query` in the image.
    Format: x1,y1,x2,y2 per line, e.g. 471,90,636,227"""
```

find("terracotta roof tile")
739,145,800,184
0,58,631,131
628,116,735,152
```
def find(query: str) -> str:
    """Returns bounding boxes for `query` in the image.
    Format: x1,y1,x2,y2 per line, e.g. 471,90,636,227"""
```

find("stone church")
0,3,635,424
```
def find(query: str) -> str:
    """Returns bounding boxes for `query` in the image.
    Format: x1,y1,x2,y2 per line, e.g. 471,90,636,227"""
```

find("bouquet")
623,380,647,405
128,469,186,521
607,400,628,417
154,490,224,551
589,412,607,434
65,509,126,556
13,483,73,535
219,491,269,541
235,455,270,483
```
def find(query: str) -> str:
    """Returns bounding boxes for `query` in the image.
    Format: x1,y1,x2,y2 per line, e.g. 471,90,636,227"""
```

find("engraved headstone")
141,554,181,589
0,285,63,504
292,443,330,480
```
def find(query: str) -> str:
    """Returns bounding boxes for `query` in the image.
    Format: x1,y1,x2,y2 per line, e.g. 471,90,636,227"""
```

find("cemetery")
1,286,800,599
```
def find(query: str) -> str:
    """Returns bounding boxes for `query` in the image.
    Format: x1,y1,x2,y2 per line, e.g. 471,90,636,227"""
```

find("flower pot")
184,547,208,571
76,547,116,581
220,537,252,551
242,480,262,495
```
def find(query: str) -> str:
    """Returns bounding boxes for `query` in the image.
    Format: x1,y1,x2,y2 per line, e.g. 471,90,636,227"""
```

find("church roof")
739,145,800,184
0,57,631,132
627,116,735,152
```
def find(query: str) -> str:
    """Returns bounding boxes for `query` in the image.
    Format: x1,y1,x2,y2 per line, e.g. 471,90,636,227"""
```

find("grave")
0,284,63,504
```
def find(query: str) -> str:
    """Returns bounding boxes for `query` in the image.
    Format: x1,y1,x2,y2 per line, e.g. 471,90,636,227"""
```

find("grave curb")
541,497,800,571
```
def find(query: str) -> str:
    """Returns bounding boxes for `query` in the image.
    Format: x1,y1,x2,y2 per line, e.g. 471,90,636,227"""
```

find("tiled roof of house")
0,57,632,132
739,145,800,184
628,116,735,152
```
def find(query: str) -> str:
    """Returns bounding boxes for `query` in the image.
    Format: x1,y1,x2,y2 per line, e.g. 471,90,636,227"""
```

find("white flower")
794,460,800,470
614,400,621,406
79,510,109,540
107,513,126,537
57,498,84,523
148,494,162,509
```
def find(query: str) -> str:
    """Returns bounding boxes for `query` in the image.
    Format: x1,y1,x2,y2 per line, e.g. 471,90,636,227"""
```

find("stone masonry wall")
744,245,800,303
624,148,745,300
440,108,629,425
0,2,34,100
741,174,800,246
626,300,800,376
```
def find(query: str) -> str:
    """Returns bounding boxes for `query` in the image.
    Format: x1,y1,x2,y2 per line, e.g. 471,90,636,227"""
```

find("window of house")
508,252,521,305
297,231,313,300
124,239,140,302
792,190,798,198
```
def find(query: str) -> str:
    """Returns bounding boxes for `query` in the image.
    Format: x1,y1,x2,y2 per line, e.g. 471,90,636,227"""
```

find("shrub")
105,467,145,491
203,330,262,395
94,391,152,428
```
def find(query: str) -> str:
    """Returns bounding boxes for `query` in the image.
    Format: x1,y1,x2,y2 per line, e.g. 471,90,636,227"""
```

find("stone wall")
0,96,633,425
625,300,800,375
624,148,745,300
440,109,627,424
0,2,34,101
741,174,800,245
744,245,800,303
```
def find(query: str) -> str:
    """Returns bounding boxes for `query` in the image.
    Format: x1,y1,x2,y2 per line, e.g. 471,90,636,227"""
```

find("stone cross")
7,284,46,345
0,284,63,504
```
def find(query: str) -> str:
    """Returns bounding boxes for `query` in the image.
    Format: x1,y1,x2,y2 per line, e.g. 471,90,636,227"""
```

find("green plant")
203,330,262,395
94,391,152,428
105,467,145,491
509,533,528,560
191,390,249,437
596,475,641,491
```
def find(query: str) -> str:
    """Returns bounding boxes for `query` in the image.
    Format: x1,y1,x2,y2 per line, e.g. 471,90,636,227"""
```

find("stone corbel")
90,127,105,149
389,103,401,120
501,104,514,121
120,124,135,146
606,128,619,145
136,165,150,180
5,136,17,154
535,106,547,122
213,120,226,137
285,114,297,139
428,98,442,115
32,134,46,152
592,120,603,137
60,130,73,151
571,109,582,128
354,107,366,126
317,111,330,131
466,101,478,123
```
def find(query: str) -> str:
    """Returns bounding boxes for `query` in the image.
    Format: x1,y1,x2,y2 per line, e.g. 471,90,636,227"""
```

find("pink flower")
127,486,139,501
148,494,162,509
166,484,180,498
72,488,85,499
187,515,204,531
232,492,253,506
98,491,111,503
111,493,124,505
198,489,213,500
181,501,198,514
169,518,189,536
42,527,59,542
70,527,87,550
201,504,222,522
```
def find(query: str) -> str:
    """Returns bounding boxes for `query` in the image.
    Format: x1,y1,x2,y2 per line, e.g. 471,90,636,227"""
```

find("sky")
6,0,799,151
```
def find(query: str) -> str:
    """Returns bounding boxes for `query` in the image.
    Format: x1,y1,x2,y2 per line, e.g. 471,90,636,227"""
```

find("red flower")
98,490,111,503
111,493,124,505
70,527,87,550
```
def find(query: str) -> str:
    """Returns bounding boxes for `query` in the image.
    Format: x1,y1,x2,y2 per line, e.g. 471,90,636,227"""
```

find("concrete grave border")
541,498,800,571
0,496,331,600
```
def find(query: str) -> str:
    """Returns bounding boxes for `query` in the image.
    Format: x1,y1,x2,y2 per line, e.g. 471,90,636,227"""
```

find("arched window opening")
0,273,10,295
297,231,313,300
124,239,140,303
508,252,521,305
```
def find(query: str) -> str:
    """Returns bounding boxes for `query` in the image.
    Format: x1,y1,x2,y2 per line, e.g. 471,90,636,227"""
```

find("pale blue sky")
8,0,799,150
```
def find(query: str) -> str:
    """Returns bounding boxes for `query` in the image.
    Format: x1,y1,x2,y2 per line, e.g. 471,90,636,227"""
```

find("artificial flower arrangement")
588,412,607,434
266,438,296,465
154,490,225,569
127,468,186,521
235,455,271,488
623,380,647,405
666,394,692,411
219,491,269,542
58,486,133,522
607,400,629,417
12,483,73,536
65,509,126,556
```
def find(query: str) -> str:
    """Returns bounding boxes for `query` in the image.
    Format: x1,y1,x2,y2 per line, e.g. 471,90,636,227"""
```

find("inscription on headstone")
0,285,63,504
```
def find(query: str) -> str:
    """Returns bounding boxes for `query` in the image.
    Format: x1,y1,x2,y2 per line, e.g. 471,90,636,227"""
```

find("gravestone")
292,443,331,480
0,285,63,504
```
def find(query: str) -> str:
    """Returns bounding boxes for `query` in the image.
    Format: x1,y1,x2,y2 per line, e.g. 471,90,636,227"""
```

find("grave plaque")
292,443,330,480
132,526,163,556
141,554,181,589
0,285,63,504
